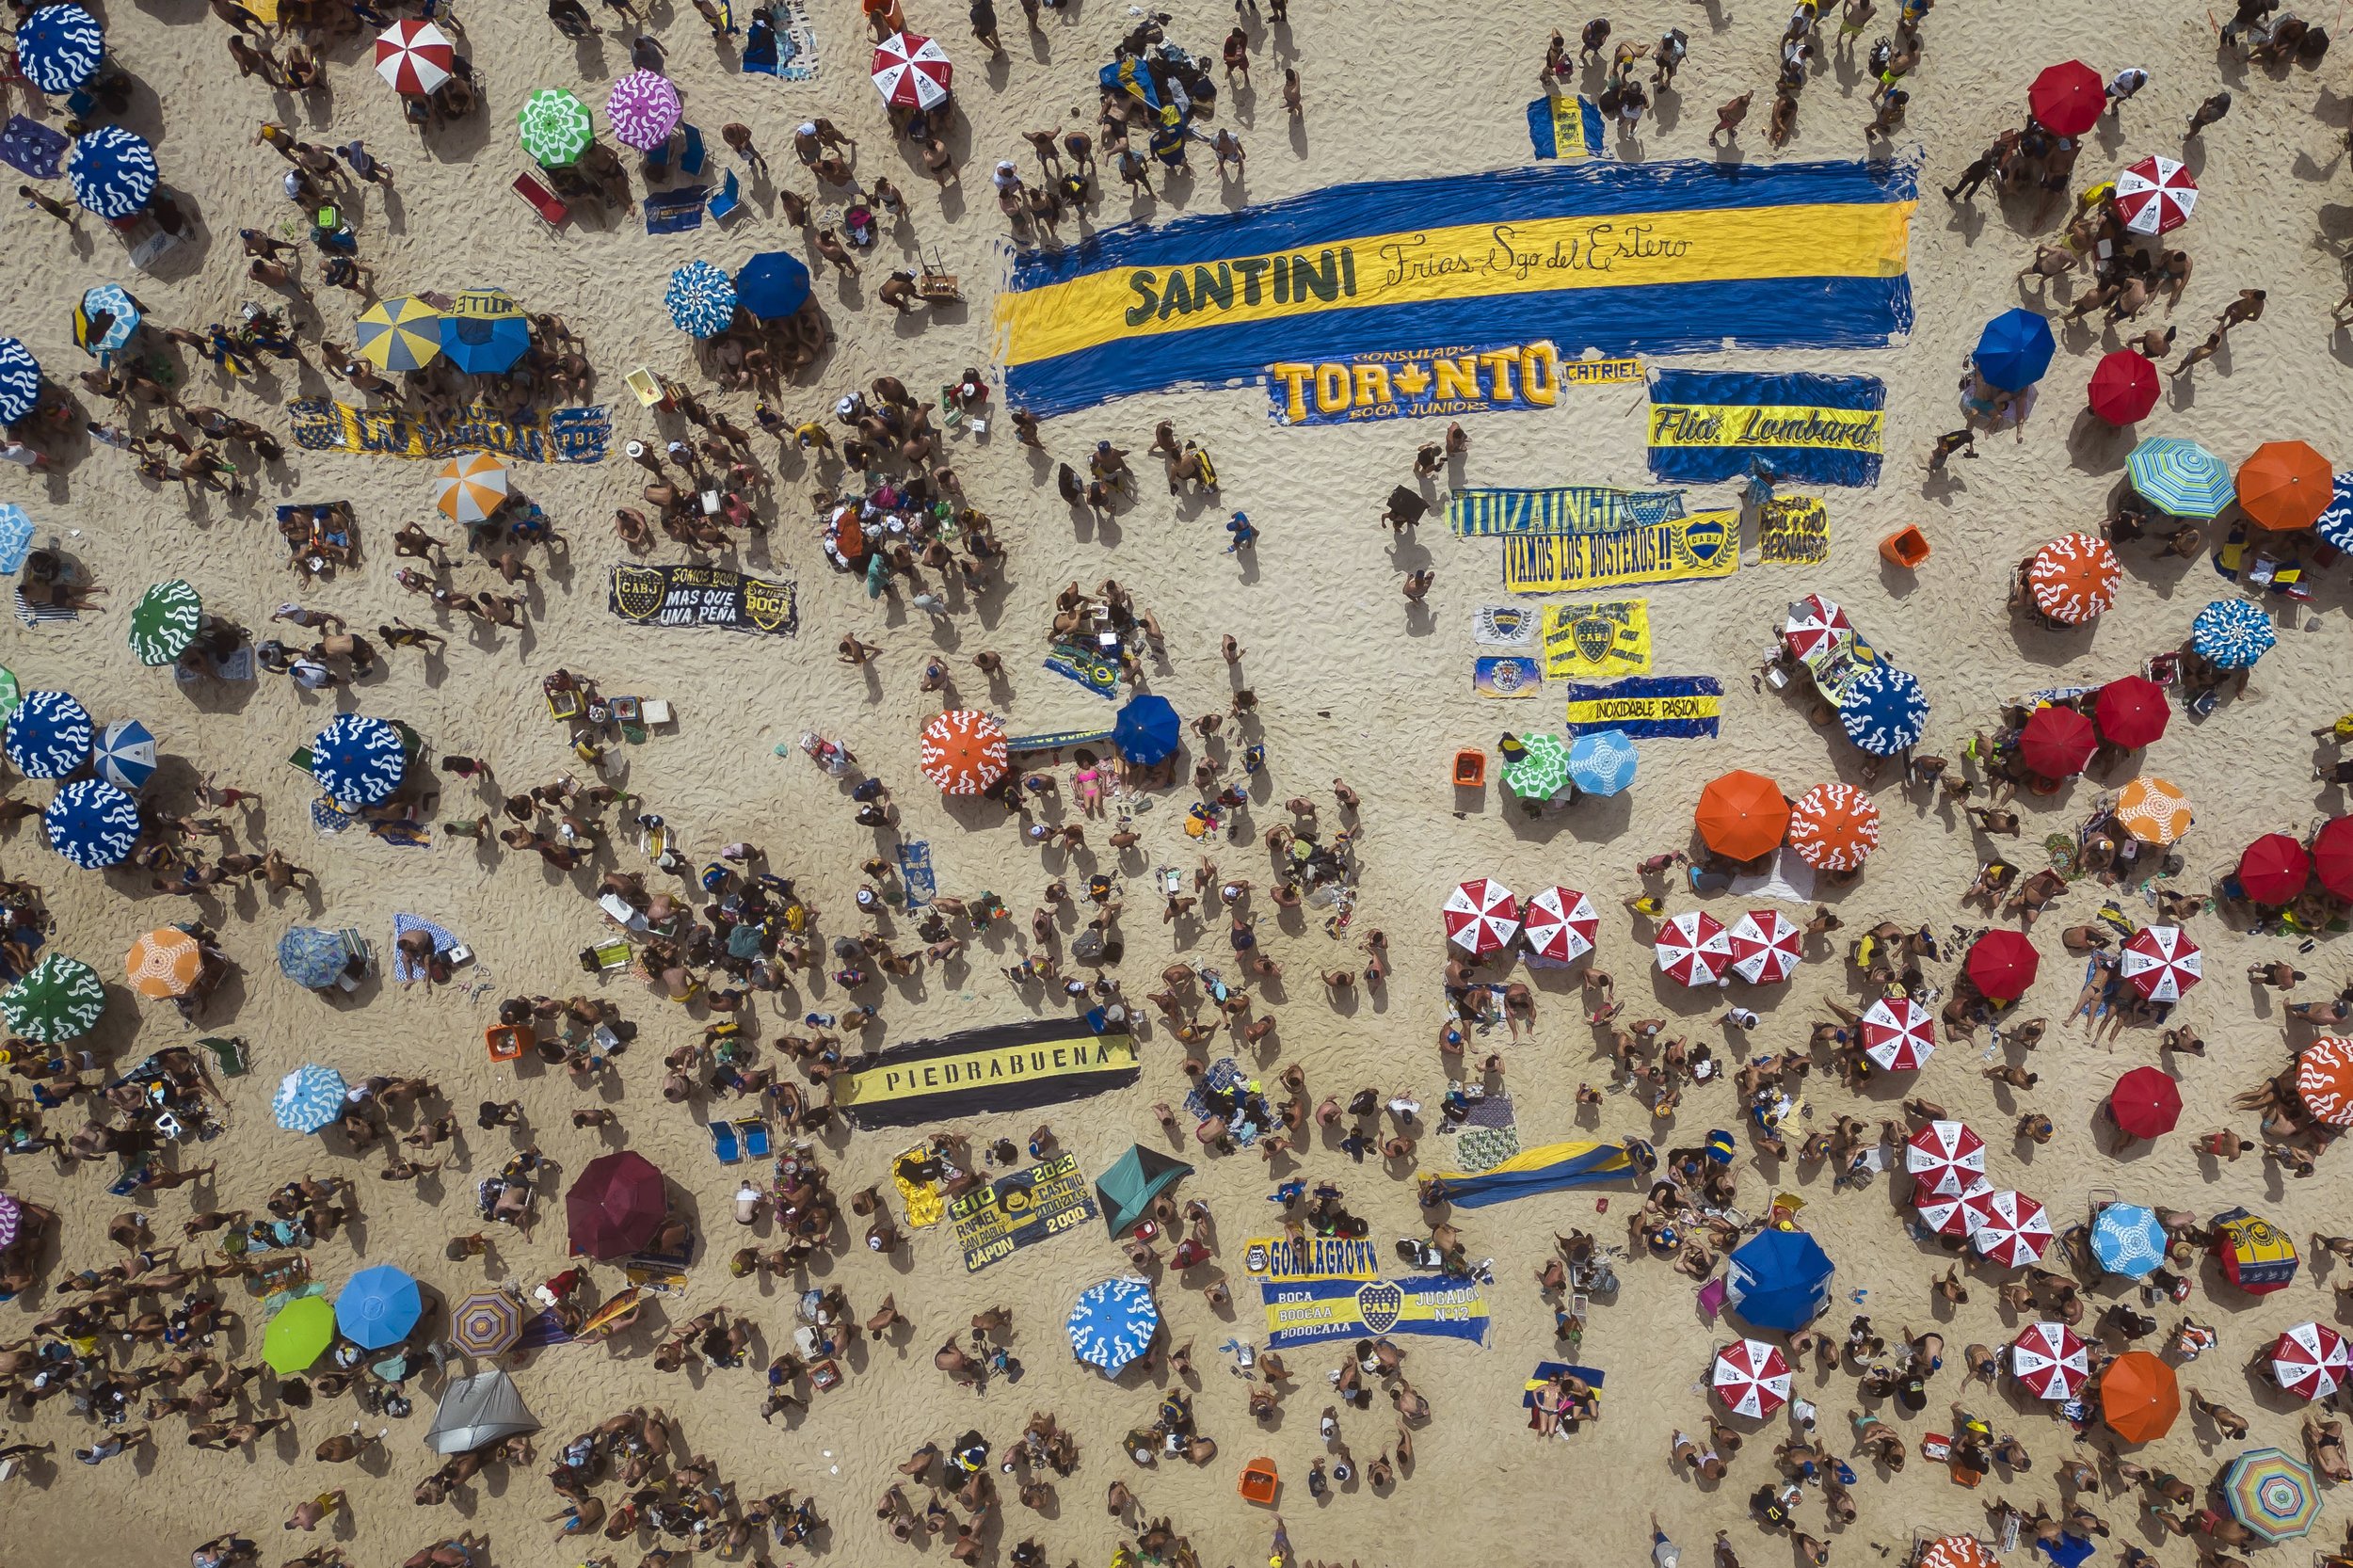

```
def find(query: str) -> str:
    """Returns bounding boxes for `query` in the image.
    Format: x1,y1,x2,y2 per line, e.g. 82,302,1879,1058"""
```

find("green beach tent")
1096,1144,1193,1238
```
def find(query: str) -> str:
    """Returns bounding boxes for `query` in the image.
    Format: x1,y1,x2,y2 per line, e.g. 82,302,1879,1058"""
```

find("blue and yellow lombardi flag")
998,156,1917,417
1527,95,1609,161
1647,369,1888,487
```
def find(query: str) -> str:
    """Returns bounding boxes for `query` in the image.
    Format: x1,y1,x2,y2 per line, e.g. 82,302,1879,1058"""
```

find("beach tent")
2100,1350,2179,1443
1725,1229,1833,1332
2214,1208,2298,1294
1419,1141,1635,1208
425,1368,540,1455
1096,1144,1191,1238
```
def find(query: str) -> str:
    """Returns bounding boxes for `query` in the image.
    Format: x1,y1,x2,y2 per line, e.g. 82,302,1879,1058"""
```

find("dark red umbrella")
2313,817,2353,900
2109,1066,2183,1139
2088,350,2160,424
2093,676,2169,750
1967,929,2040,1001
2029,60,2105,136
566,1150,668,1259
2239,833,2313,905
2019,705,2098,778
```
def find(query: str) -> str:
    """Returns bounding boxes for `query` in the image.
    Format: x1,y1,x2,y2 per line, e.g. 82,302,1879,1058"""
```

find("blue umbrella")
735,251,812,321
1837,664,1929,757
1724,1228,1834,1332
1568,728,1638,795
2125,436,2234,519
273,1063,347,1132
5,689,92,778
92,718,155,792
2089,1203,2169,1279
0,504,33,573
278,927,348,989
2192,599,2275,670
2314,472,2353,552
18,3,103,94
1112,694,1180,766
439,288,532,376
337,1263,424,1350
1974,307,2056,392
1067,1277,1158,1375
68,124,157,219
664,261,738,338
0,338,42,424
44,776,138,868
312,713,406,807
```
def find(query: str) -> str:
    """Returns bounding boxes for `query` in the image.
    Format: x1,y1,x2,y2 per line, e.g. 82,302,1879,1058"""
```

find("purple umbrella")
605,71,681,152
0,1191,19,1249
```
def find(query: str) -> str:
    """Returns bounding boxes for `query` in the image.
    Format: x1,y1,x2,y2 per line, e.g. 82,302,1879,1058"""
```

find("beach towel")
1185,1058,1265,1144
890,1139,947,1227
1729,851,1818,904
12,592,76,627
644,185,710,234
742,0,818,79
517,1307,577,1350
0,116,67,180
1525,95,1606,160
1522,1361,1607,1405
2045,833,2083,880
1441,1092,1521,1174
311,796,355,835
547,407,613,463
1472,656,1543,698
369,819,432,848
896,840,936,910
1043,640,1123,699
2033,1536,2096,1568
391,913,460,984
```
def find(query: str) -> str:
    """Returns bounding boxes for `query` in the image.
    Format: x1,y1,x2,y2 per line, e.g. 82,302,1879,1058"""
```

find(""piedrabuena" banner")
1501,510,1737,593
950,1152,1100,1272
835,1016,1141,1130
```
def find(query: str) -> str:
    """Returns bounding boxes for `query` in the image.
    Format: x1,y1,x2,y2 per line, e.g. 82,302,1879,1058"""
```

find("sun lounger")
708,1119,743,1162
737,1117,770,1159
513,171,569,229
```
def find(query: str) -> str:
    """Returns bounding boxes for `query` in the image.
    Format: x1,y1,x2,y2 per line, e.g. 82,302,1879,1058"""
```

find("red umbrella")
2088,350,2159,424
567,1150,669,1260
2109,1066,2182,1139
2029,60,2105,136
2239,833,2312,905
2313,818,2353,900
2019,705,2097,778
1967,930,2040,1000
2093,676,2169,750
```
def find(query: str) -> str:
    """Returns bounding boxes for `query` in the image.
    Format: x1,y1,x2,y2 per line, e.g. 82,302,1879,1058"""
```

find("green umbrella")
1502,732,1574,799
0,666,18,728
519,88,594,168
129,579,200,665
1,952,106,1042
262,1294,337,1375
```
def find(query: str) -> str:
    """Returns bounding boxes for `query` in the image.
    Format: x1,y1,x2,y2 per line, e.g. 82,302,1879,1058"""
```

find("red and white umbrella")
1916,1176,1993,1240
2009,1321,2090,1400
1520,886,1598,965
1443,878,1518,956
1782,593,1853,661
1905,1120,1987,1200
871,31,953,109
2114,154,2197,236
2120,923,2201,1002
375,18,455,96
1971,1189,2054,1268
1654,910,1731,986
2272,1322,2352,1402
1861,995,1937,1072
1727,908,1801,984
1711,1337,1793,1419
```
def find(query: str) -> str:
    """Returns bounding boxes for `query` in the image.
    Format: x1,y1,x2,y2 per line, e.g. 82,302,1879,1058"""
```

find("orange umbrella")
2297,1038,2353,1128
125,927,203,999
2115,776,2192,844
2027,533,2121,624
916,709,1007,794
1695,770,1790,860
1786,781,1881,872
2100,1349,2180,1443
2238,440,2332,531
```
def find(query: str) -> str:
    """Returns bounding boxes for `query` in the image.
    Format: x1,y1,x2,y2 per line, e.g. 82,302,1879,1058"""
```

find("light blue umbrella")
17,4,102,94
2089,1203,2169,1279
2192,599,2275,670
337,1263,424,1350
278,927,347,989
1067,1277,1158,1375
1568,728,1638,796
5,689,92,777
1838,664,1929,757
1974,307,2056,392
75,283,140,364
2126,437,2233,519
735,251,812,321
273,1063,347,1132
312,713,406,807
44,777,139,868
68,124,157,219
665,261,738,339
0,338,42,424
0,504,33,573
2314,473,2353,552
92,718,155,792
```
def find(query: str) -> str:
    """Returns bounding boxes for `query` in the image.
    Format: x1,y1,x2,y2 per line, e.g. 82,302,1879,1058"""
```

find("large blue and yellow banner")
1501,509,1737,593
1260,1274,1490,1348
1419,1141,1637,1209
1646,370,1886,487
1564,676,1723,738
1000,157,1917,417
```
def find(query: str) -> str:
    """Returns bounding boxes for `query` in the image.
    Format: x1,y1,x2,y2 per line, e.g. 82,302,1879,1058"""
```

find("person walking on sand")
2105,66,2148,115
2185,89,2232,137
1709,92,1752,145
1578,16,1611,63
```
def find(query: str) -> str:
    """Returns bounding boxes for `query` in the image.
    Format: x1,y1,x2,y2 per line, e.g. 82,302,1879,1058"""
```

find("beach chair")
737,1117,771,1160
288,744,316,775
709,169,743,224
708,1120,743,1162
196,1036,248,1078
679,124,707,176
512,171,569,230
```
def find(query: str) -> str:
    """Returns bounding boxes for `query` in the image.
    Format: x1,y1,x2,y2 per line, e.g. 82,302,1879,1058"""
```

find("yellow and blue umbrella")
2126,436,2233,519
67,124,156,218
5,689,91,777
355,296,444,373
336,1263,424,1350
2191,599,2275,670
0,337,42,423
440,288,531,375
665,261,738,338
18,3,103,94
2223,1448,2320,1543
312,712,407,807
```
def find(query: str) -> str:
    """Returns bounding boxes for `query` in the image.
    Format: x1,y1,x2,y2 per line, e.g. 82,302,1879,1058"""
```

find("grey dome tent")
424,1368,540,1455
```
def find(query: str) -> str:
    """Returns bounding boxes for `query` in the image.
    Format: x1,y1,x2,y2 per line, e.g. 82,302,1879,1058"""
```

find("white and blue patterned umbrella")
0,504,33,573
665,261,738,339
2089,1203,2169,1279
1568,728,1639,796
5,689,91,777
279,926,348,989
312,713,406,807
2192,599,2276,670
18,4,103,94
68,124,157,219
93,717,155,792
2313,473,2353,552
1838,664,1929,757
0,337,42,424
44,776,139,868
1066,1276,1158,1375
76,282,140,362
274,1063,348,1132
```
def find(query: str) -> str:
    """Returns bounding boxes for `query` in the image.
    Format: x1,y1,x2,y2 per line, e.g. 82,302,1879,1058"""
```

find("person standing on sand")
1708,93,1751,145
2185,89,2231,137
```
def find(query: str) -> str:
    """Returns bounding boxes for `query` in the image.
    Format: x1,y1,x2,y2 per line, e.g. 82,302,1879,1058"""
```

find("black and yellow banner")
608,564,798,637
836,1016,1141,1130
950,1152,1100,1272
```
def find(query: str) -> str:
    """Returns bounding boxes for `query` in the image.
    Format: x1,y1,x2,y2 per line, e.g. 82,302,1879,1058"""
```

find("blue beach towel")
391,913,460,983
0,116,67,179
644,185,710,234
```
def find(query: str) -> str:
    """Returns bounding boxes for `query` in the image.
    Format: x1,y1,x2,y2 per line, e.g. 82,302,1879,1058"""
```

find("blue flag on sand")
1526,96,1607,160
1647,369,1888,488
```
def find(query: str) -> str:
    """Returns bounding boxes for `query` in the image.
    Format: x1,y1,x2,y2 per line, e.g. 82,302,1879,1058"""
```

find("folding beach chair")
709,169,743,224
708,1120,743,1163
512,171,569,230
737,1117,771,1159
679,124,707,176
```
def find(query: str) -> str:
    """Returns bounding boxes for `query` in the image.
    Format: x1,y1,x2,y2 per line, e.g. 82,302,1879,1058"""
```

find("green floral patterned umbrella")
519,88,594,168
129,579,200,665
0,666,18,729
1,952,106,1042
1502,732,1574,799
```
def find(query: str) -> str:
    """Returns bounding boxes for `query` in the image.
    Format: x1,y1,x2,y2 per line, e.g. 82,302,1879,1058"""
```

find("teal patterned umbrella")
1,952,106,1041
2126,437,2233,519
